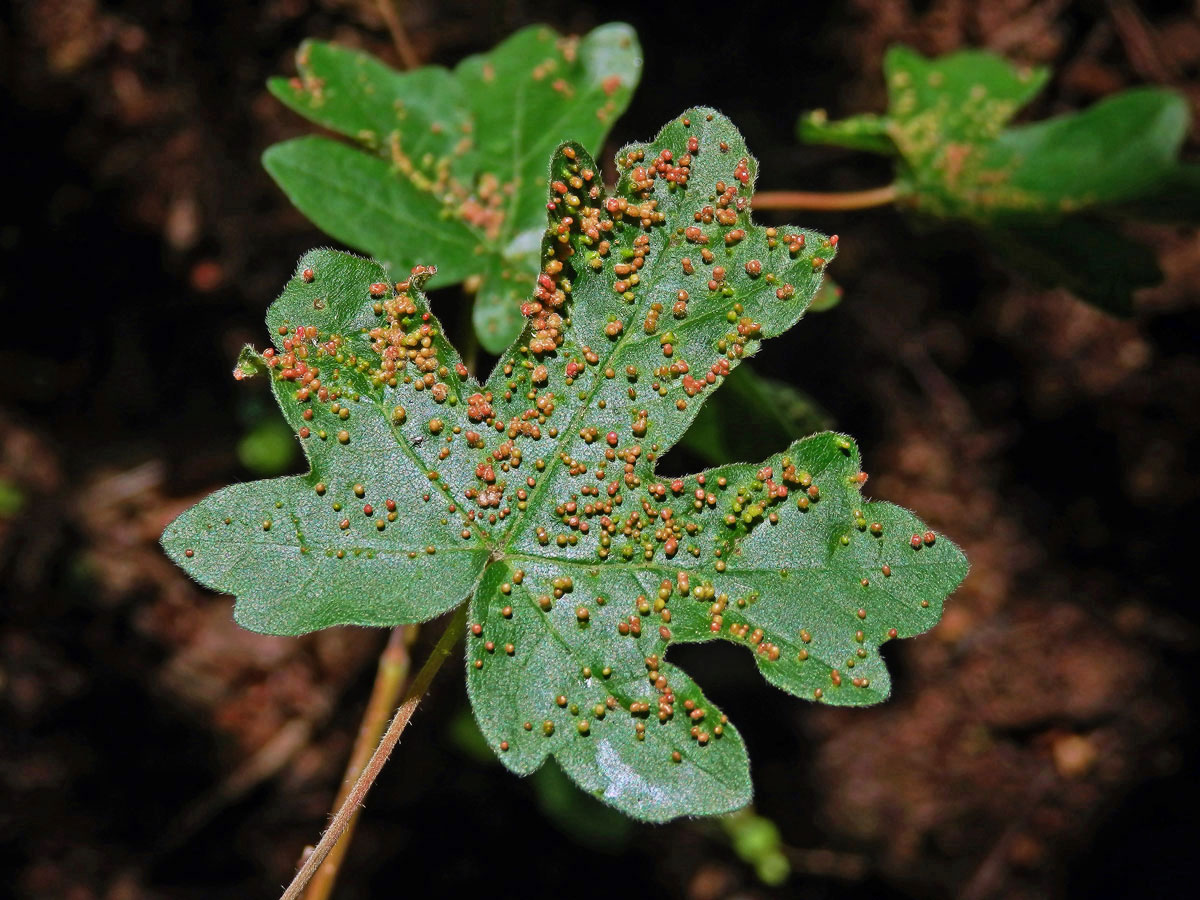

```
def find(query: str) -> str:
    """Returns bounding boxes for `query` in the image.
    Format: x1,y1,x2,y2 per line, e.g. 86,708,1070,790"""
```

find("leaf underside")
164,108,967,821
801,45,1195,313
263,23,641,353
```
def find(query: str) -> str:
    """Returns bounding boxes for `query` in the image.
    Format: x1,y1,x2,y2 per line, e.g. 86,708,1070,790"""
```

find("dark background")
3,1,1199,898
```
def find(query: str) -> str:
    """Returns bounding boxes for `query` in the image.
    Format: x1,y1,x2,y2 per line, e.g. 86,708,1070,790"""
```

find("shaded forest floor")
3,1,1199,898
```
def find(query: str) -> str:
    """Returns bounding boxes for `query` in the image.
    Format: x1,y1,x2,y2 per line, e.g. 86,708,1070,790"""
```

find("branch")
752,183,899,212
375,0,421,70
280,606,466,900
302,626,417,900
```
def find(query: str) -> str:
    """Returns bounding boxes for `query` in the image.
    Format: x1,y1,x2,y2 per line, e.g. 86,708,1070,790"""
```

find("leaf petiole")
752,183,899,212
302,625,416,900
280,606,466,900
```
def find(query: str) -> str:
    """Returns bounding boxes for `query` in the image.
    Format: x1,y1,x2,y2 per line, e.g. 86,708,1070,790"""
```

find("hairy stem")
302,626,417,900
375,0,421,70
752,183,899,212
280,606,466,900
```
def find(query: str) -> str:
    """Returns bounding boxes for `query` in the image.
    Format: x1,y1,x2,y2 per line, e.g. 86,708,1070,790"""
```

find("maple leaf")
801,45,1191,222
800,45,1197,313
163,108,967,820
264,24,641,353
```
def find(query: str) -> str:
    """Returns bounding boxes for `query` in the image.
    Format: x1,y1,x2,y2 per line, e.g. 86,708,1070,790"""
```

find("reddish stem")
752,184,899,212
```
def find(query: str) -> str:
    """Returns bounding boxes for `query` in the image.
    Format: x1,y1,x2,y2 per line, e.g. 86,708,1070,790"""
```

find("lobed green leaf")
166,109,966,820
264,24,642,353
799,45,1195,312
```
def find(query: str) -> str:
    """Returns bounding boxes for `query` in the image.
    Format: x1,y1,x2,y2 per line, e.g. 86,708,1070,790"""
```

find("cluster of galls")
623,144,692,190
604,195,664,234
262,322,335,395
269,267,469,452
365,278,444,384
529,148,612,354
461,435,521,520
724,463,799,529
455,171,508,242
644,652,728,750
694,172,750,231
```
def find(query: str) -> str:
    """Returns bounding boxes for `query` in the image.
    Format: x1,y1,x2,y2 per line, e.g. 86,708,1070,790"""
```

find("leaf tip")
233,344,267,381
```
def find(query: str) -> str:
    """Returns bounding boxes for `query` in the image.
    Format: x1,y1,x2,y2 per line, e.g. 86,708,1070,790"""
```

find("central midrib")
494,233,669,553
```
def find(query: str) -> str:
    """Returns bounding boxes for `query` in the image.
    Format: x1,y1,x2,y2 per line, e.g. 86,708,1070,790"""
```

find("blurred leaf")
0,479,24,518
883,45,1050,160
721,807,791,886
1114,163,1200,223
681,365,833,466
930,88,1190,221
447,707,497,763
528,762,635,850
165,110,965,821
989,218,1162,315
873,46,1188,221
809,273,844,311
265,24,641,353
446,707,633,846
798,109,896,155
237,419,299,476
799,44,1196,312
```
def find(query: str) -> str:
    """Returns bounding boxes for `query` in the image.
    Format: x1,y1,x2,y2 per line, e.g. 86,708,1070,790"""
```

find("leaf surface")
165,109,966,819
264,24,641,353
162,252,492,633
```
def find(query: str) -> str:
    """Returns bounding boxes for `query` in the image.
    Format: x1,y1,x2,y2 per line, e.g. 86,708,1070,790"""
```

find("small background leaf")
681,365,833,466
798,109,896,155
799,44,1196,313
237,418,299,476
808,273,844,312
721,808,791,886
988,219,1163,315
265,24,642,353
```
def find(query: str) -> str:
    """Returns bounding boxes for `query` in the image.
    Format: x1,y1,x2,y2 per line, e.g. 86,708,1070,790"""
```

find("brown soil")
2,1,1197,898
